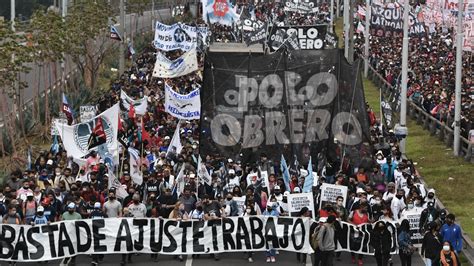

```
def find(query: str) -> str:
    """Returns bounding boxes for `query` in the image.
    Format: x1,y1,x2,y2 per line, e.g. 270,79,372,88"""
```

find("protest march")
0,0,471,266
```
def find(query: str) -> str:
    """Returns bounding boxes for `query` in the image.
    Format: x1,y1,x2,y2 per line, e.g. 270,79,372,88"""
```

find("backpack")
310,225,326,251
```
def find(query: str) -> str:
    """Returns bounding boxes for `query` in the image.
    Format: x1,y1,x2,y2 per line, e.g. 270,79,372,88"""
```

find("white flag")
128,147,143,185
197,155,212,185
166,122,183,157
152,48,198,78
120,90,148,115
108,170,129,199
174,163,186,196
55,104,119,160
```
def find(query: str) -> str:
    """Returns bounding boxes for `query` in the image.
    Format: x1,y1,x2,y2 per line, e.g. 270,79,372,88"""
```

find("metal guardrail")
366,64,474,266
366,64,472,162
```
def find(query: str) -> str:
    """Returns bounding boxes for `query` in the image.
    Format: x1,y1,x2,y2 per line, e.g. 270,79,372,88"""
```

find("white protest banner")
400,207,424,246
79,105,97,122
0,216,313,262
107,170,129,199
283,0,319,13
166,122,183,157
336,221,399,255
51,118,68,136
232,196,246,216
153,21,198,51
152,49,198,78
287,192,316,220
55,104,119,159
120,90,148,115
319,183,348,208
164,84,201,120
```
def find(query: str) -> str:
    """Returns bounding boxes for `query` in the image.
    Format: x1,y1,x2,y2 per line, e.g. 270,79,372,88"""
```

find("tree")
29,9,66,128
64,0,114,90
0,20,34,153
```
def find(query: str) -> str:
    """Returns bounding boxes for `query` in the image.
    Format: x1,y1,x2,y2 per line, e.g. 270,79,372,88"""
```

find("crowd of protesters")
0,2,467,266
353,21,473,139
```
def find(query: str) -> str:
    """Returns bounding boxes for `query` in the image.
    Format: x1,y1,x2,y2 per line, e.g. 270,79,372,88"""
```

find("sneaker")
275,250,279,255
266,257,271,263
270,256,276,263
248,257,253,263
179,255,183,262
358,259,363,266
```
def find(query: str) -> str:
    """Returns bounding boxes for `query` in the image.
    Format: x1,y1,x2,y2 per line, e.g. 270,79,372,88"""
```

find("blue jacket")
440,223,463,252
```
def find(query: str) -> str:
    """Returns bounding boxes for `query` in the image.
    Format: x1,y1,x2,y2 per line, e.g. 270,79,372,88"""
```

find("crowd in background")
354,24,473,138
0,1,467,266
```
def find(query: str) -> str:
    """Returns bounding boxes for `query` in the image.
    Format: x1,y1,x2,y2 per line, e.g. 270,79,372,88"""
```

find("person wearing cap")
41,197,56,222
61,202,82,221
421,221,443,266
382,182,396,202
31,206,49,225
317,215,337,266
272,185,283,202
22,191,37,224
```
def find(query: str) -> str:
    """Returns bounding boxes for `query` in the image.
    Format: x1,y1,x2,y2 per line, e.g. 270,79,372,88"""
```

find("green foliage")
127,0,152,16
29,9,66,63
0,20,34,97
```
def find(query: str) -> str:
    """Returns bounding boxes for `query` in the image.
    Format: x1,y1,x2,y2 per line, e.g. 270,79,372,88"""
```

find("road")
5,250,425,265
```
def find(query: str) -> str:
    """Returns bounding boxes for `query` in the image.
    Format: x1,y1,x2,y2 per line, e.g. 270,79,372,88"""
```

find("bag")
402,244,415,255
310,225,326,251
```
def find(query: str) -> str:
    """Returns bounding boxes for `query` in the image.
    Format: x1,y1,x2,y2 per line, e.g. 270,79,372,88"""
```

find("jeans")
399,252,412,266
424,258,432,266
266,249,276,257
321,250,335,266
312,249,322,266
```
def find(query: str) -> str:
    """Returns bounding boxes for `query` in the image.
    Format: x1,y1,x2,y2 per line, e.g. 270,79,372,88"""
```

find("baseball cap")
27,191,33,197
37,206,44,212
67,202,76,209
228,169,235,175
293,187,301,193
274,185,281,190
94,202,101,209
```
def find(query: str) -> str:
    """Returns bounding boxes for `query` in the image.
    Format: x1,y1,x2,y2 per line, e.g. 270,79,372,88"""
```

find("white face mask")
443,245,450,251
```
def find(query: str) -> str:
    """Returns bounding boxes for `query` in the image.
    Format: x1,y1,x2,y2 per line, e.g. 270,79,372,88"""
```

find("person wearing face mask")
263,202,279,262
390,189,406,222
370,221,392,266
31,206,49,225
21,191,37,224
439,242,460,266
128,193,147,218
272,185,283,202
398,219,415,266
440,214,462,254
421,222,443,266
382,182,396,202
16,180,33,202
2,205,21,224
61,202,81,221
223,193,238,217
54,167,74,191
423,189,437,208
419,202,439,233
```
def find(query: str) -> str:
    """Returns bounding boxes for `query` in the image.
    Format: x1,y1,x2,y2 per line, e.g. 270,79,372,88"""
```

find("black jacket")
421,232,443,260
371,229,392,255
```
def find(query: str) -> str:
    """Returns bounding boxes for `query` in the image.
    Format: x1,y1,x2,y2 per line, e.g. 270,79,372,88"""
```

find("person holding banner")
317,215,337,266
263,202,280,263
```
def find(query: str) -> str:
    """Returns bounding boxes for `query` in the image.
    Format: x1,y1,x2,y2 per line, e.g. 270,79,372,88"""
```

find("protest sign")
120,90,148,115
153,22,198,51
268,26,328,50
51,118,68,136
400,208,424,245
0,216,313,262
370,3,426,37
79,106,97,122
164,84,201,120
283,0,319,13
232,196,246,216
287,192,316,220
319,183,348,208
152,49,199,78
202,0,240,26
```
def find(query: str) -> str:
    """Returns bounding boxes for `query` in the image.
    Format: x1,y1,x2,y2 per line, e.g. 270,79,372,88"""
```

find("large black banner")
200,50,371,165
370,3,426,37
267,25,328,52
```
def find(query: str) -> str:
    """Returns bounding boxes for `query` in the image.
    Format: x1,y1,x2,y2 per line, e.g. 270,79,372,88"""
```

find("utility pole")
330,0,334,33
399,0,410,155
347,0,355,63
10,0,15,31
336,0,340,18
453,0,464,156
344,0,349,58
364,0,370,77
119,0,125,74
60,0,67,97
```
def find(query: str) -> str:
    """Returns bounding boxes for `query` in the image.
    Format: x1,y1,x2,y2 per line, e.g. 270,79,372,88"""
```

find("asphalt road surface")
4,250,425,265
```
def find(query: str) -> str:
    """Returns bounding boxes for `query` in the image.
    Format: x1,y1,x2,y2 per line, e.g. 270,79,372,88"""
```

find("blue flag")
303,156,314,193
110,25,122,41
51,135,59,155
280,154,291,192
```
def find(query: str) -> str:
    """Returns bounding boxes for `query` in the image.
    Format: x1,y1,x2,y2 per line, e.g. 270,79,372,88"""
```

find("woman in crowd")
398,219,414,266
440,242,460,266
421,221,443,266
